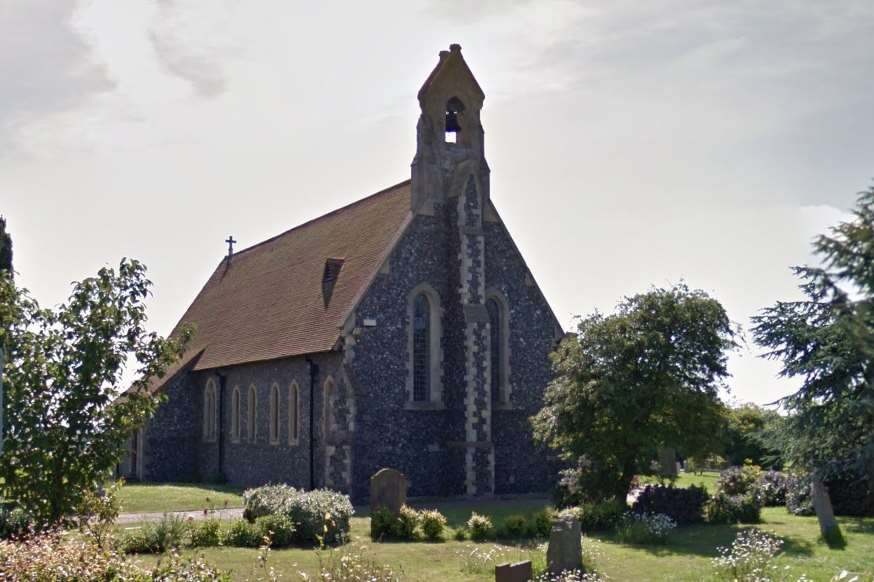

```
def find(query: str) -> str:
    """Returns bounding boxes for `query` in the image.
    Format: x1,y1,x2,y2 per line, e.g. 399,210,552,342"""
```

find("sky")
2,0,873,406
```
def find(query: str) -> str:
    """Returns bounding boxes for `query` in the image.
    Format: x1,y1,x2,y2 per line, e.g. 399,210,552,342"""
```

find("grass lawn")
118,482,244,514
128,495,874,581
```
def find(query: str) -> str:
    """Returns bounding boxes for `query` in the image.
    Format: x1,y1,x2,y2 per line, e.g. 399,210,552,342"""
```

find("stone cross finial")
225,235,237,257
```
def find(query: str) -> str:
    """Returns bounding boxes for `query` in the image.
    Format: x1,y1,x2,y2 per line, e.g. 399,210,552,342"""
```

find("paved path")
117,507,244,525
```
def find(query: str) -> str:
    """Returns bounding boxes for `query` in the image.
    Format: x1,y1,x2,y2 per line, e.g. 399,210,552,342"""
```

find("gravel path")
116,507,244,526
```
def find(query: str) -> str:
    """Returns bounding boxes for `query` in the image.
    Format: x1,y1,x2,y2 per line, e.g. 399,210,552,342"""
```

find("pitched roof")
152,180,412,389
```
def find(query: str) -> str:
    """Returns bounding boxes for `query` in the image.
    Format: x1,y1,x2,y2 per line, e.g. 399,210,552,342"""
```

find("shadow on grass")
841,516,874,534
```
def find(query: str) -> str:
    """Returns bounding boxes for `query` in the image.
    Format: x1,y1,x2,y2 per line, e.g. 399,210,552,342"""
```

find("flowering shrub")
256,514,297,547
711,528,783,581
419,508,448,541
615,511,676,545
0,506,33,539
706,492,761,524
466,512,494,541
457,543,511,574
632,484,709,525
532,571,608,582
716,465,763,497
243,485,353,544
370,506,419,541
530,509,556,537
757,471,788,506
785,473,815,516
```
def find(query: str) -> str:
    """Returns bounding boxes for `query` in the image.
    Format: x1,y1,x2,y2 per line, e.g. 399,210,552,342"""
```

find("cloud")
0,0,114,146
148,0,232,99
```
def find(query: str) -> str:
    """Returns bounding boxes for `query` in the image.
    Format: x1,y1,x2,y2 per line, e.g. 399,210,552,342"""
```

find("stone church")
122,45,563,501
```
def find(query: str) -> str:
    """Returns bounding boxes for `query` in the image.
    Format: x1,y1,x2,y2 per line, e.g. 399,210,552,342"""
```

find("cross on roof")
225,235,237,257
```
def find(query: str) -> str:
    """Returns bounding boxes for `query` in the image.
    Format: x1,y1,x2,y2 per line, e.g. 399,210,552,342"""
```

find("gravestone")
495,560,532,582
811,476,839,538
658,447,678,478
370,468,407,514
546,514,582,574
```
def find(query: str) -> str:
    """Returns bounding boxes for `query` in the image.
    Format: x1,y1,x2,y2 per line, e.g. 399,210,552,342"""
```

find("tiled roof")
152,180,412,389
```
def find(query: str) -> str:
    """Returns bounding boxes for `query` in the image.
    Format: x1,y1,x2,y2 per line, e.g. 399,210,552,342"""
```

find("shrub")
122,514,189,554
0,506,33,539
189,518,222,548
567,499,625,532
242,485,353,544
149,550,231,580
632,485,709,525
499,514,528,539
615,511,676,545
826,467,874,517
785,473,814,516
716,465,762,496
223,518,263,548
419,509,448,541
706,493,761,524
255,514,296,547
530,509,555,538
370,506,419,541
757,471,788,507
711,528,783,581
467,512,494,542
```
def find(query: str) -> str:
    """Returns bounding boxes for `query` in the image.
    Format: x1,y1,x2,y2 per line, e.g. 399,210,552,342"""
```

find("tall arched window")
231,386,241,442
323,377,336,435
269,383,280,444
247,385,257,443
203,379,217,441
412,293,431,402
289,381,300,445
486,297,503,404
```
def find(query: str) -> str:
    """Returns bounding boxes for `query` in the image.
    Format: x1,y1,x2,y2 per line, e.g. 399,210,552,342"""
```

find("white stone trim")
288,381,300,446
486,289,512,406
230,386,241,443
269,382,281,445
202,378,218,442
247,384,257,443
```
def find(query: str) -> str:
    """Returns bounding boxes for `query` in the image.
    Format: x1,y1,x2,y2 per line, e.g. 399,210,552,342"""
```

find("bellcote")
411,44,489,215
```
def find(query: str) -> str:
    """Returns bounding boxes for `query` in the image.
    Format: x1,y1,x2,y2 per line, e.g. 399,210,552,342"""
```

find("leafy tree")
533,283,738,502
0,259,190,525
723,403,784,468
0,217,11,272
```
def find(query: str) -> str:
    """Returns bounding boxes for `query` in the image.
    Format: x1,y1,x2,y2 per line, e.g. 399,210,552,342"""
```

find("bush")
453,528,466,541
615,511,676,545
122,514,189,554
716,465,762,496
419,509,447,541
0,507,32,539
370,506,419,541
242,485,353,544
466,512,494,542
223,518,263,548
565,499,625,532
757,471,788,506
499,514,528,539
785,473,814,516
632,485,709,525
706,493,761,524
826,467,874,517
255,514,296,547
189,518,222,548
530,509,555,538
711,528,783,581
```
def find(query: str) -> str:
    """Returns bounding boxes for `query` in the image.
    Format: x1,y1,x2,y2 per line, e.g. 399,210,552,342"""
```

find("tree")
532,283,738,502
0,258,190,525
723,403,784,468
753,185,874,540
0,216,11,454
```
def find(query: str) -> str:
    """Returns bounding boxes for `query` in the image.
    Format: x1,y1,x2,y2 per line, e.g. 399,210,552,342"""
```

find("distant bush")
222,518,262,548
453,528,466,541
242,485,353,544
419,509,447,541
632,485,709,525
826,467,874,517
498,514,528,539
564,499,626,532
121,514,189,554
706,493,761,524
716,465,762,497
188,518,222,548
466,513,494,542
255,514,296,547
370,506,417,541
529,509,555,538
784,473,814,516
757,471,788,507
615,511,676,545
0,506,32,540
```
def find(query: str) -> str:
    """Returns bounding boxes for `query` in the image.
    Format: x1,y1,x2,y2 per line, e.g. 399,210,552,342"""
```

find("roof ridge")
228,178,411,262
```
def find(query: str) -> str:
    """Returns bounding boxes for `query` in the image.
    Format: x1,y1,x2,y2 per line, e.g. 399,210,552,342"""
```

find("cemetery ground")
116,473,874,581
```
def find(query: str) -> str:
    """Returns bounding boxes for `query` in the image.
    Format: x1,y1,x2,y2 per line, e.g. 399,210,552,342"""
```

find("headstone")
546,514,582,574
658,448,678,478
369,468,407,514
811,476,839,537
495,560,532,582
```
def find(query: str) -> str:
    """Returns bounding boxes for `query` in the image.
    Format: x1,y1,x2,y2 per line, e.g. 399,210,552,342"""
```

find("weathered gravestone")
370,468,408,515
546,514,583,574
495,560,532,582
658,447,679,479
811,475,840,540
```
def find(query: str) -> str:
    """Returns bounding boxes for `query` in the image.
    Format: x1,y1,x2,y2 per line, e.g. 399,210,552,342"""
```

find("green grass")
639,470,720,493
117,482,244,514
128,497,874,581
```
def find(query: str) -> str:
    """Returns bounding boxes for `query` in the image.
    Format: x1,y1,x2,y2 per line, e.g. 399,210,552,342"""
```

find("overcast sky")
3,0,873,406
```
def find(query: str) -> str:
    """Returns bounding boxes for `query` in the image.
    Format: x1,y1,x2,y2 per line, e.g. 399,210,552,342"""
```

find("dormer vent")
322,258,344,307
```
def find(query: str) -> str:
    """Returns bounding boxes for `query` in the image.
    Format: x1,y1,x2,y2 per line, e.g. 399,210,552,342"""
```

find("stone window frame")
202,378,218,442
405,283,444,409
230,386,242,443
486,289,512,407
269,383,281,445
247,384,258,443
323,375,336,437
288,381,300,446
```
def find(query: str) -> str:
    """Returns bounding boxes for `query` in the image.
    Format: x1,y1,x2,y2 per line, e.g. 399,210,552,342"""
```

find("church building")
123,45,564,501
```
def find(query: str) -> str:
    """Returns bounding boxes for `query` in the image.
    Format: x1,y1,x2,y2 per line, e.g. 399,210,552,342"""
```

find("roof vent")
322,258,344,307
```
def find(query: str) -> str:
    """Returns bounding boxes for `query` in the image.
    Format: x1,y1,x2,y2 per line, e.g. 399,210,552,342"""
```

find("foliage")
533,284,737,501
418,508,447,541
75,479,123,549
498,514,528,539
189,518,223,548
752,185,874,475
631,484,710,525
223,518,262,548
466,512,494,542
757,471,789,506
685,454,728,474
531,509,556,538
0,216,12,273
716,464,762,496
706,493,762,524
148,550,231,581
121,514,190,554
243,485,353,544
711,528,784,582
723,404,785,468
785,473,815,516
370,506,418,541
0,259,191,525
306,546,402,581
0,505,32,540
562,499,625,532
825,464,874,517
614,511,676,545
256,514,297,547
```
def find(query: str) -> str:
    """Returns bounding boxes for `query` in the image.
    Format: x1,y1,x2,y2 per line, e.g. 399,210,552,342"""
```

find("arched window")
289,381,300,445
323,376,336,435
269,383,280,444
412,293,431,402
231,386,241,442
247,385,257,443
445,96,465,143
203,379,217,441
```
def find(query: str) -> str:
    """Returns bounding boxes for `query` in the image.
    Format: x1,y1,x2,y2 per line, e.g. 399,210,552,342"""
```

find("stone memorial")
546,514,583,574
370,468,408,514
495,560,532,582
